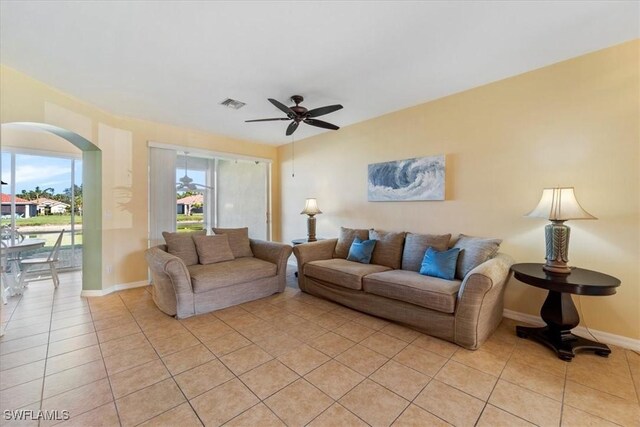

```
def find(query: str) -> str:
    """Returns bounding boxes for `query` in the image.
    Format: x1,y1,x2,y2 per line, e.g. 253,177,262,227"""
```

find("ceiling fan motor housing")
290,95,307,119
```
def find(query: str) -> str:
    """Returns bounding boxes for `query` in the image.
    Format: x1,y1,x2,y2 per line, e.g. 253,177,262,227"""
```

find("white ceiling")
1,1,638,146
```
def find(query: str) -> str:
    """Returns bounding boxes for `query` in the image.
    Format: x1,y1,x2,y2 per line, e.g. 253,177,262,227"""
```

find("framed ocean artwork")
368,155,445,201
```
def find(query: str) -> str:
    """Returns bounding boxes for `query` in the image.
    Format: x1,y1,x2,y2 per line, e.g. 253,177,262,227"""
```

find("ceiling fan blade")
245,118,290,122
306,104,343,118
286,121,299,136
268,98,294,117
304,118,339,130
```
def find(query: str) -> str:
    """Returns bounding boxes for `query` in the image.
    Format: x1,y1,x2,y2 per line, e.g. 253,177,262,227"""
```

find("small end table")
511,263,620,361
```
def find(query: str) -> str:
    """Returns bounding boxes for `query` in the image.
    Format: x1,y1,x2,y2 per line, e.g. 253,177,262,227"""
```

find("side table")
511,263,620,361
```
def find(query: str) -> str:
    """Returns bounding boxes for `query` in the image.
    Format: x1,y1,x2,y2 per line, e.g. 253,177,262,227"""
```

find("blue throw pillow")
347,237,377,264
419,247,461,280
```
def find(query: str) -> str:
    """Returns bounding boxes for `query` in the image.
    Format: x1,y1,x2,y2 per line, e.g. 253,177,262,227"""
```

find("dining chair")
18,229,65,289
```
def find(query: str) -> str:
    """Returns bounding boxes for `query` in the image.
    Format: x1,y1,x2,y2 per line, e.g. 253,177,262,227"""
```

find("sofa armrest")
292,239,337,291
454,253,514,349
145,246,195,319
250,239,293,292
250,239,293,269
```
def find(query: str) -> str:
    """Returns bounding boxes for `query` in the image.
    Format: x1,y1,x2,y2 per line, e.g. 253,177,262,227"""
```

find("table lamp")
526,187,596,274
301,198,322,242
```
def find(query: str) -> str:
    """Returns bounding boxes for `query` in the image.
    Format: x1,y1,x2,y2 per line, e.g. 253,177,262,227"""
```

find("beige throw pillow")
334,227,369,259
369,229,406,269
162,230,206,266
401,232,452,271
212,227,253,258
193,234,235,265
452,234,502,279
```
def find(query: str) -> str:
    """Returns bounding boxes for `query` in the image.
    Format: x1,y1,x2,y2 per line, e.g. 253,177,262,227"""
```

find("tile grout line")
470,341,529,426
37,284,57,427
84,294,125,427
117,292,207,427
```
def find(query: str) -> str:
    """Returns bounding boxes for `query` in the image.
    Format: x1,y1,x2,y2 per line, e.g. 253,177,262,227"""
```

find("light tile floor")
0,270,639,426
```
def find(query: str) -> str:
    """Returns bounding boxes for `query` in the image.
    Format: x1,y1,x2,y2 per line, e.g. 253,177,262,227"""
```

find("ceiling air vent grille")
220,98,246,110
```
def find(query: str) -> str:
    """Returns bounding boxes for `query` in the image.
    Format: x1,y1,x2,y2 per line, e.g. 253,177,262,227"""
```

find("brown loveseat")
145,228,292,319
293,228,513,350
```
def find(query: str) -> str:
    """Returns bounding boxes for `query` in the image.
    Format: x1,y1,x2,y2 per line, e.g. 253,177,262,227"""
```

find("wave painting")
368,155,445,201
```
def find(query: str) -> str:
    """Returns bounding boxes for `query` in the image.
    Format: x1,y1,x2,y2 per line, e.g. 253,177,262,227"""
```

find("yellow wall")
279,40,639,340
1,65,281,289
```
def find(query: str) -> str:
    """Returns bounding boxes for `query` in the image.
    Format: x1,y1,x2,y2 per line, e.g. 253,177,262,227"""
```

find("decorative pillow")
401,232,452,271
369,229,405,269
212,227,253,258
453,234,502,279
162,230,206,266
334,227,369,259
419,247,460,280
193,234,235,265
346,237,377,264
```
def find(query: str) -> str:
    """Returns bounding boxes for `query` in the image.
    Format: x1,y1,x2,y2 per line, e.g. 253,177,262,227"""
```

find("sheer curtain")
148,147,176,246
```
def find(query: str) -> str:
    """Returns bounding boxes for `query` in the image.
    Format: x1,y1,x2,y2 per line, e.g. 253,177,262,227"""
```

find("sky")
1,152,82,195
1,151,205,196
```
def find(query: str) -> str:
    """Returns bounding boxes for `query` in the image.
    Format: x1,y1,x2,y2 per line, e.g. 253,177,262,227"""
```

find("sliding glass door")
1,150,83,271
149,145,270,246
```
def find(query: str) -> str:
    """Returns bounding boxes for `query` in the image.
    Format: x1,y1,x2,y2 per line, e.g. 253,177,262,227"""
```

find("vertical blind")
148,147,176,246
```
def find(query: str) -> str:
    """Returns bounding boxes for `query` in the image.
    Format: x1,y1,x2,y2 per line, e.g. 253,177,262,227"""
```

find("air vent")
220,98,246,110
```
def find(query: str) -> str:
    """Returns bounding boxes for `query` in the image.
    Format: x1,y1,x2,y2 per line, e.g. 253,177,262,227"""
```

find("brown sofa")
146,237,292,319
293,229,513,350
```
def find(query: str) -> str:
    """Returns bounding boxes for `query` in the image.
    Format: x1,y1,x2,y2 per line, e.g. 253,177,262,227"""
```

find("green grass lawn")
4,215,83,227
4,214,203,231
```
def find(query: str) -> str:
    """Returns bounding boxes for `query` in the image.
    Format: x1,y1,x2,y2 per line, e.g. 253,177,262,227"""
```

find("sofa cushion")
369,229,406,269
212,227,253,258
193,234,235,265
363,270,462,313
452,234,502,280
401,232,451,271
347,237,377,264
334,227,370,259
162,230,206,266
305,258,391,290
188,257,276,293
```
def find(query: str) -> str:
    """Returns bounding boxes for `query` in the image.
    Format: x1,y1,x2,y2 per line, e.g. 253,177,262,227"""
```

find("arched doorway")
1,122,102,292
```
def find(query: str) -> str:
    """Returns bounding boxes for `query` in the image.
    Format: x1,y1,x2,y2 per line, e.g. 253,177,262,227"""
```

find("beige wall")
1,65,281,289
279,40,639,340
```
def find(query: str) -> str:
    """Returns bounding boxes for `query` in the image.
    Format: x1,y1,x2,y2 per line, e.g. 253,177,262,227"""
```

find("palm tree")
20,186,55,200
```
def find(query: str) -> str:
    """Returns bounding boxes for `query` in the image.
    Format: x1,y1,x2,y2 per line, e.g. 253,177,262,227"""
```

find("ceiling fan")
246,95,343,136
176,152,210,191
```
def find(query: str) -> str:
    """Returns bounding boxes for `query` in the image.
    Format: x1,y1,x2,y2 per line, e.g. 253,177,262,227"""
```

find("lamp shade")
526,187,596,221
301,198,322,215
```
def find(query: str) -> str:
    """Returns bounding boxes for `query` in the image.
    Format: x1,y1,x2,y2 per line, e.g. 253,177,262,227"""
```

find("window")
149,145,270,247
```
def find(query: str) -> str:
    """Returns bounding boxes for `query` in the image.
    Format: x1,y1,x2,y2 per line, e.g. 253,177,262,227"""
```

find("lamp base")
542,262,572,275
306,215,317,242
543,221,572,274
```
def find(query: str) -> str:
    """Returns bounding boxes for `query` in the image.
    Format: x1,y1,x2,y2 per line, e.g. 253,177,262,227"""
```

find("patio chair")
18,229,65,288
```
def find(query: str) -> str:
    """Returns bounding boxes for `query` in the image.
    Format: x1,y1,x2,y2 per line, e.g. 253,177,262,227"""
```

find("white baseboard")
80,280,149,297
503,308,640,352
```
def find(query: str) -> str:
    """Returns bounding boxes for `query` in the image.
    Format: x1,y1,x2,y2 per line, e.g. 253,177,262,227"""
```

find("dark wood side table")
511,263,620,361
